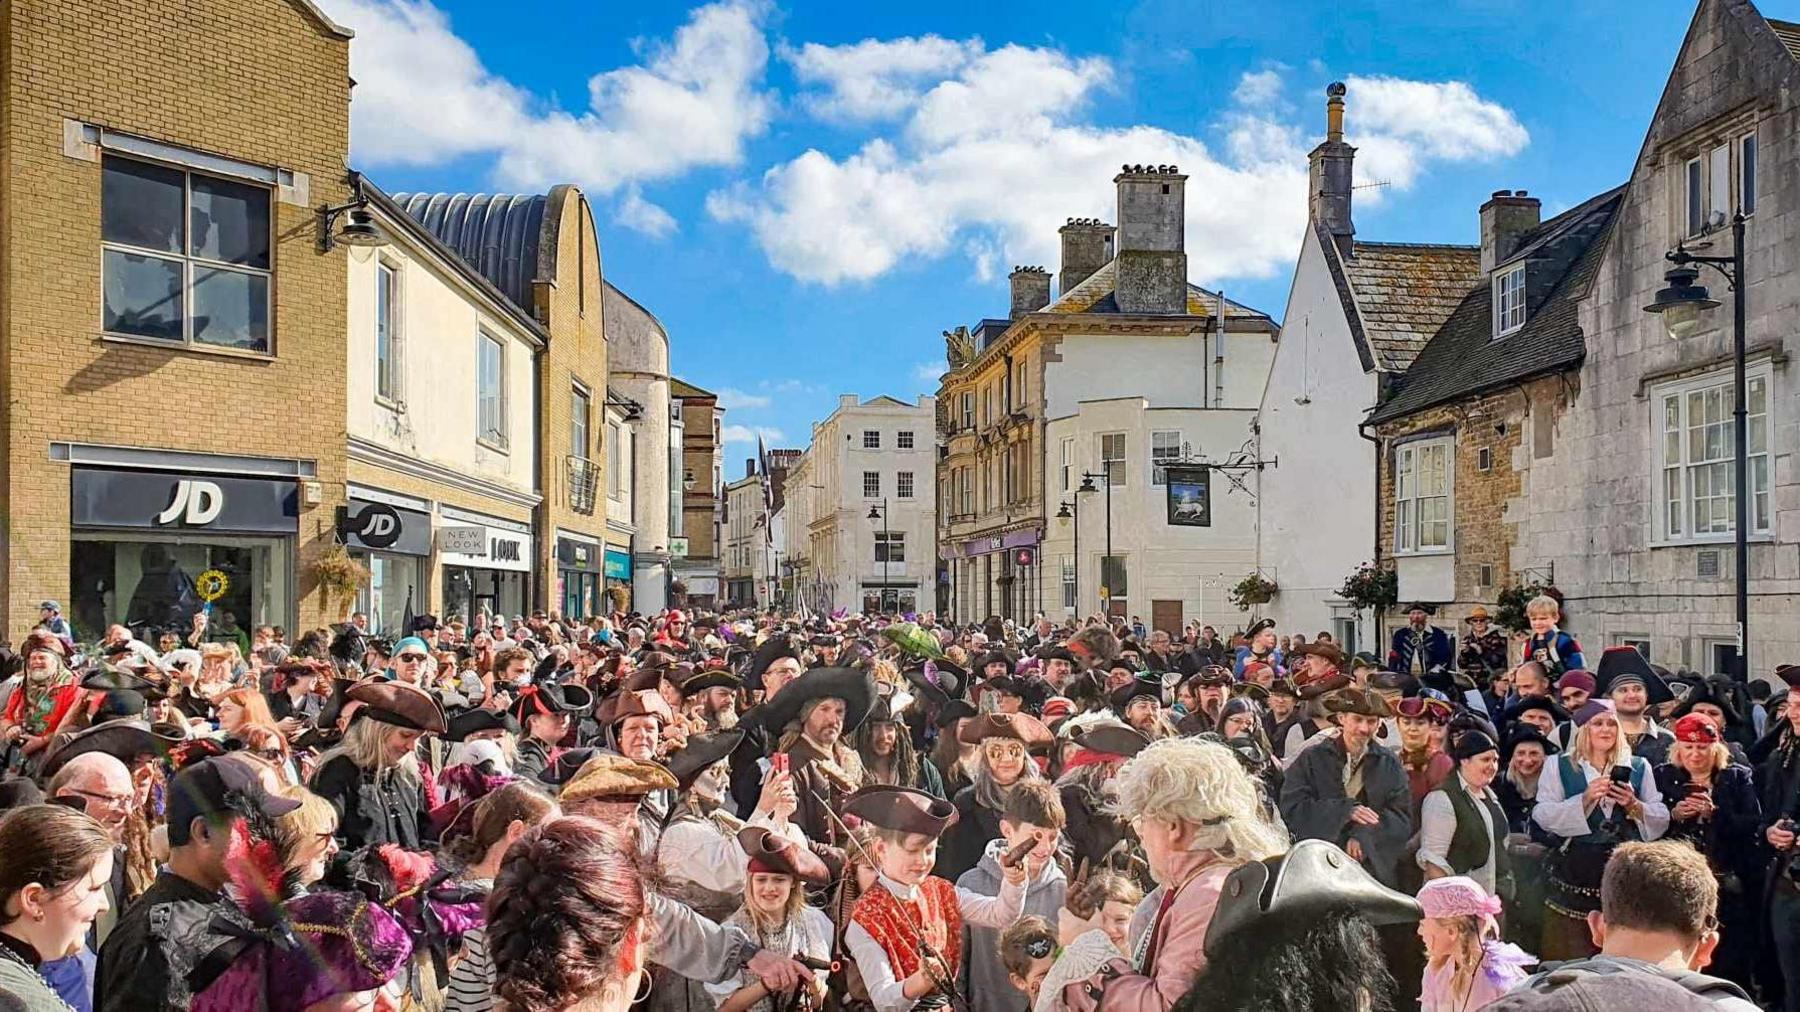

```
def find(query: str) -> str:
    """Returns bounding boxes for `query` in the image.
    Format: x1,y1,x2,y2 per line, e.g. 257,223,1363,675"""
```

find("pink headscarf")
1417,876,1503,930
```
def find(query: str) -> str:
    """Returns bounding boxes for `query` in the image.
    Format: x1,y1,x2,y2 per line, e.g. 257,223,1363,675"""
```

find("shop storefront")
437,507,531,625
604,547,633,613
69,466,298,641
557,534,602,619
342,489,432,637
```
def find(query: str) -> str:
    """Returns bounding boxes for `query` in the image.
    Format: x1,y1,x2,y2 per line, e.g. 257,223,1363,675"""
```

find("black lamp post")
1077,470,1111,617
1644,213,1749,682
1057,499,1077,616
867,500,890,614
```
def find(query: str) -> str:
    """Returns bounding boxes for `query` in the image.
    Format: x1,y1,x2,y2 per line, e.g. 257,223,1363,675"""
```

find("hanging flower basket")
1338,561,1398,613
312,542,370,620
1229,573,1279,611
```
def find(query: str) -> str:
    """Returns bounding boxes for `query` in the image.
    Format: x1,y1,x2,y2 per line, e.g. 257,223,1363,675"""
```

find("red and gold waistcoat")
849,876,962,981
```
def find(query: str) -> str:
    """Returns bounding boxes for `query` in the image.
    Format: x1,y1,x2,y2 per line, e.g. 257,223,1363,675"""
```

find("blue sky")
324,0,1704,464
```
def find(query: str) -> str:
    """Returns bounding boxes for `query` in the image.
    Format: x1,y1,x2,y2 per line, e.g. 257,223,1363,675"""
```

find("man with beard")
854,693,945,798
1458,606,1509,678
1037,646,1075,693
729,636,806,816
1280,687,1413,888
761,665,877,849
681,663,742,731
1111,675,1176,740
1598,646,1677,764
1388,603,1455,678
1173,666,1232,735
808,632,843,668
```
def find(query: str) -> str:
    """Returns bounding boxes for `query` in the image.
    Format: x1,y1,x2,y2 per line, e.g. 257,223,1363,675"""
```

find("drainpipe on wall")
1357,416,1384,654
531,346,545,614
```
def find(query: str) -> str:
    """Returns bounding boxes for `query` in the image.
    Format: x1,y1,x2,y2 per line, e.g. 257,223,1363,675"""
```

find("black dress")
309,754,430,851
1655,762,1763,992
936,785,1002,881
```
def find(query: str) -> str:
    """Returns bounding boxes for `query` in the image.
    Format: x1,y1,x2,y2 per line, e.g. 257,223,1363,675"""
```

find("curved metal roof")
393,192,547,316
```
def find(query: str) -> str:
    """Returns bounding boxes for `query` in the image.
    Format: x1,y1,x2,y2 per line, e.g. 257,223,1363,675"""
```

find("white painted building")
800,395,938,614
345,185,543,634
1256,84,1480,651
1038,317,1274,634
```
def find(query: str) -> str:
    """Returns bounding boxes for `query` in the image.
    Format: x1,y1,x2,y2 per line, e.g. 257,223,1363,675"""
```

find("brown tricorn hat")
957,711,1054,751
844,785,957,837
1288,640,1347,669
737,825,830,885
346,680,448,735
561,753,678,803
1070,721,1151,760
596,689,674,727
1323,687,1394,719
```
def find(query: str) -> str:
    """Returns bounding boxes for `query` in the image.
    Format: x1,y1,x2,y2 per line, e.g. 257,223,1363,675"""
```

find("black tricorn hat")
1596,646,1674,705
1108,675,1163,713
934,698,978,729
1070,722,1151,760
1203,839,1420,958
507,681,595,722
39,719,185,780
679,668,743,697
905,660,965,708
444,707,520,742
757,666,877,737
79,664,155,697
743,636,801,691
536,746,605,788
662,728,747,791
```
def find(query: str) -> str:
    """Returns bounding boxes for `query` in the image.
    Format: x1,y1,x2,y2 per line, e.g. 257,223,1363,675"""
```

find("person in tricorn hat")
705,826,835,1012
1597,646,1677,764
938,712,1052,881
306,680,446,851
1280,687,1413,888
728,634,806,818
1110,675,1176,740
841,785,1026,1012
759,665,876,848
1172,666,1232,736
1233,618,1283,678
854,690,945,798
1459,605,1510,679
506,680,594,782
1278,649,1353,762
1389,603,1455,679
683,662,743,732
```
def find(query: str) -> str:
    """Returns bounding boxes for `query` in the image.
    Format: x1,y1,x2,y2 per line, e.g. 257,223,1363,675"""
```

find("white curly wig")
1108,737,1287,862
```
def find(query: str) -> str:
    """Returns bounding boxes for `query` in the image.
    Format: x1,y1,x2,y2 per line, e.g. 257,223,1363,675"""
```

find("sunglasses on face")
983,743,1025,759
397,653,427,663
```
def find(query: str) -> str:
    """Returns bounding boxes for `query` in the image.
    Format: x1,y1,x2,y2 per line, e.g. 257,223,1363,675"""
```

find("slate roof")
1045,259,1273,323
1336,239,1483,373
1769,18,1800,61
1364,186,1625,426
393,192,549,317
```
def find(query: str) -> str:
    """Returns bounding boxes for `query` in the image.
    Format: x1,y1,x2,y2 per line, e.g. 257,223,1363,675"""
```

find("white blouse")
1530,754,1668,842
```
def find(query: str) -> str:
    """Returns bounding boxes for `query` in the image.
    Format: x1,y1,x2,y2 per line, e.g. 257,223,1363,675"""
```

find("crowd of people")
0,593,1788,1011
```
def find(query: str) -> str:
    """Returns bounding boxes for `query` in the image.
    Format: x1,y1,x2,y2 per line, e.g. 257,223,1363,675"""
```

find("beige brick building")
0,0,354,639
672,379,724,609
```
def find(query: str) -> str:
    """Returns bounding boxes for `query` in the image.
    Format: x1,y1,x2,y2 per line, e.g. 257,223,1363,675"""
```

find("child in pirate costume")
842,785,1027,1012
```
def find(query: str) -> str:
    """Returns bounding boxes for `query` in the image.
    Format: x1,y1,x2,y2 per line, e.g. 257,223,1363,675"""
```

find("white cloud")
616,187,678,238
711,59,1529,287
322,0,773,214
717,387,772,410
785,35,983,121
722,424,784,446
913,361,944,382
1233,67,1286,107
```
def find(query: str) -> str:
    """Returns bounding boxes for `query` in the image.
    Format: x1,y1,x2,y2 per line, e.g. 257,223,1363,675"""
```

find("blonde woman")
269,785,339,891
1530,700,1667,960
706,828,833,1012
307,681,446,850
1415,876,1533,1011
1060,737,1288,1011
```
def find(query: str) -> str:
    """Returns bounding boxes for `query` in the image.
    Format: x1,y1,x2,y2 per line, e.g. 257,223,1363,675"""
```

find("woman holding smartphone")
1530,700,1667,961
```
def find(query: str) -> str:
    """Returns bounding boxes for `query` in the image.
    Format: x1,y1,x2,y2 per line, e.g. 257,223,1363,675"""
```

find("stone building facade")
1365,186,1621,648
604,281,676,613
0,0,353,638
1519,0,1800,679
938,167,1278,627
672,379,724,609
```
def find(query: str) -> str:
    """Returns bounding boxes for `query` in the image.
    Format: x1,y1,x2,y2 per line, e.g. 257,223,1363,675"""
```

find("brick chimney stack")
1058,217,1115,295
1479,189,1541,273
1009,266,1052,319
1113,164,1188,315
1309,82,1356,255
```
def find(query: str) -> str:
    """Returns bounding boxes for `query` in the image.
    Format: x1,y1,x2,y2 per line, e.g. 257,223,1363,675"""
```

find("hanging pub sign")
1164,464,1212,527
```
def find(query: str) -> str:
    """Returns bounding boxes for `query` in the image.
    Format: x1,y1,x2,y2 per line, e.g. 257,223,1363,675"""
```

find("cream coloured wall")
344,238,538,496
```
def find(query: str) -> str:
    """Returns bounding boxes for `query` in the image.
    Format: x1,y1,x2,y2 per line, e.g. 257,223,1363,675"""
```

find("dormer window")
1493,264,1525,336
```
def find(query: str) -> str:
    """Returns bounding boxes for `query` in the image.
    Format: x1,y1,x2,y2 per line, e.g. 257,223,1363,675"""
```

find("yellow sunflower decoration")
196,569,230,604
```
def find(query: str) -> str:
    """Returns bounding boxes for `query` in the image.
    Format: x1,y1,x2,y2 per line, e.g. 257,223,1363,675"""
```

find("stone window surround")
1647,358,1774,548
1392,432,1455,556
1660,108,1760,242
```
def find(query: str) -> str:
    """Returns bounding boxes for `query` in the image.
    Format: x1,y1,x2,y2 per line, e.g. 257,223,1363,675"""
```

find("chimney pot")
1310,84,1356,249
1009,264,1053,319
